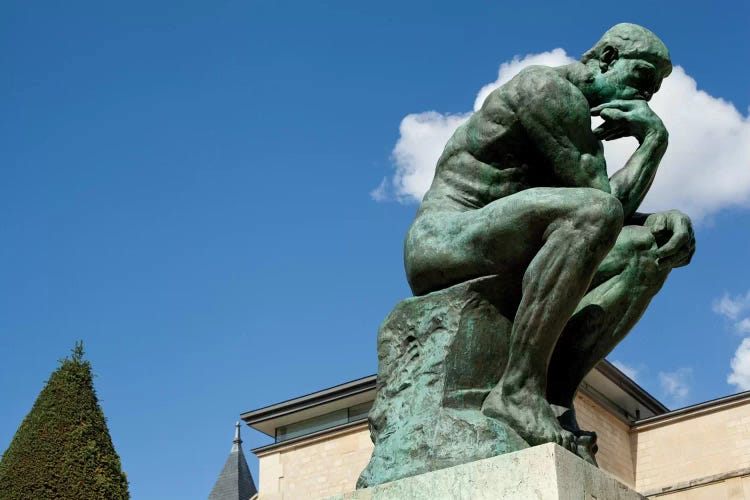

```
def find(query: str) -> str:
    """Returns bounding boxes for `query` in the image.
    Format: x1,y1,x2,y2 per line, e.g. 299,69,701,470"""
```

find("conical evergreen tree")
0,342,129,499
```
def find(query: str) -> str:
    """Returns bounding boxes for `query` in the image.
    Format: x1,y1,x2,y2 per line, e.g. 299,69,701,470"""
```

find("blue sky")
1,1,749,498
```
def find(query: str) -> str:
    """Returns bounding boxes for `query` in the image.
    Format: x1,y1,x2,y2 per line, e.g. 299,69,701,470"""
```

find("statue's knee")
574,191,623,245
597,193,625,229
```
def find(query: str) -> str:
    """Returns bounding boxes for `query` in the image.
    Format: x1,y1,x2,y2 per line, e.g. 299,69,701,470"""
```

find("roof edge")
241,375,376,426
634,389,750,428
598,358,669,414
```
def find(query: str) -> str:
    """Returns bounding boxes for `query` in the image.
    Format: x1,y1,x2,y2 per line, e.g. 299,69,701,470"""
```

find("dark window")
274,400,374,442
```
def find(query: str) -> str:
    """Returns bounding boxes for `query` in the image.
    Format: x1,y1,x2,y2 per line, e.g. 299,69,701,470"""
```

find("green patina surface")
359,23,695,489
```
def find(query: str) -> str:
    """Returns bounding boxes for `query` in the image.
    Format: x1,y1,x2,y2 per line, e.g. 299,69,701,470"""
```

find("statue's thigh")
465,187,618,269
407,187,617,294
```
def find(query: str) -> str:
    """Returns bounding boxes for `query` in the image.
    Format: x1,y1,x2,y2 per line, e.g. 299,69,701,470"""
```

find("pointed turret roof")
209,422,257,500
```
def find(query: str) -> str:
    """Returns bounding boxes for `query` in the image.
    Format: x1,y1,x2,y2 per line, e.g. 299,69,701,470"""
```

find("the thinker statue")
360,23,695,487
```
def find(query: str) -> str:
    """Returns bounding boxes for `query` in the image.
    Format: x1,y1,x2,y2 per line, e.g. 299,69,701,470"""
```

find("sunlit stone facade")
243,362,750,499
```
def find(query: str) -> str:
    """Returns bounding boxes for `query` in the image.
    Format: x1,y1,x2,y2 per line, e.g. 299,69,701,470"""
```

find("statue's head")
581,23,672,104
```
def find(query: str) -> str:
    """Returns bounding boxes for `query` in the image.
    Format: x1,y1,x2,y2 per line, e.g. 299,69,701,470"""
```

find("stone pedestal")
332,443,644,500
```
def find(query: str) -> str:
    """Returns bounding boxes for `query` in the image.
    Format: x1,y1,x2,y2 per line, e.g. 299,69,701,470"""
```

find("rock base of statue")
357,276,529,488
337,443,643,500
357,275,598,488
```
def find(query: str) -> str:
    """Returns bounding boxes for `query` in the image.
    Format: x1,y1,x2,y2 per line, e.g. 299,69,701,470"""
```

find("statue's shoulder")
501,66,589,125
511,64,561,82
508,66,582,104
480,66,567,115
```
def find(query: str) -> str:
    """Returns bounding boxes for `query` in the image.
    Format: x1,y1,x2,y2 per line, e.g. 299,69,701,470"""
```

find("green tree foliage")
0,342,129,499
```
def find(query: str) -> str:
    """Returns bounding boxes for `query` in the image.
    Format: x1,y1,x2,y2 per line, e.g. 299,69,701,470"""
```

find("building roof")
634,389,750,429
208,422,258,500
241,374,376,438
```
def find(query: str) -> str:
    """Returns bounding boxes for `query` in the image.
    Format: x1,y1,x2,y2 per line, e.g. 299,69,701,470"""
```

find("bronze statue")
359,23,694,488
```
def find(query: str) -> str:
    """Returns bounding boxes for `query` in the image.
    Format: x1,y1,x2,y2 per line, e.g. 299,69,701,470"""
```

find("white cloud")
370,177,389,202
380,111,470,202
377,49,750,221
712,290,750,337
659,368,692,406
736,319,750,335
611,360,639,382
712,291,750,321
618,67,750,219
728,338,750,391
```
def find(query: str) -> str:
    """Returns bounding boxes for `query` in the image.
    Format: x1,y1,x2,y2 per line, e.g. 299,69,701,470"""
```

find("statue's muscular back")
418,65,603,215
406,65,610,295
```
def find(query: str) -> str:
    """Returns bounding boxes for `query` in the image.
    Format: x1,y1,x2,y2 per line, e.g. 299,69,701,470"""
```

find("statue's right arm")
511,68,611,192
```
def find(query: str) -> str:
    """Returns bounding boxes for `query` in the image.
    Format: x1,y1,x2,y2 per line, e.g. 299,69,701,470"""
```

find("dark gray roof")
209,422,257,500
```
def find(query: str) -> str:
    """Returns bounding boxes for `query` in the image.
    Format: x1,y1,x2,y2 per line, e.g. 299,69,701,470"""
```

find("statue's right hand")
591,99,668,144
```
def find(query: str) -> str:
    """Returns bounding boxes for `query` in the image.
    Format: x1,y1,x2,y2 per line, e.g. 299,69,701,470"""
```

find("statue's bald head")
582,23,672,79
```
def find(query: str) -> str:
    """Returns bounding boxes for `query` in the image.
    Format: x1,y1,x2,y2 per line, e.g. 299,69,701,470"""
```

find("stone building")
239,360,750,499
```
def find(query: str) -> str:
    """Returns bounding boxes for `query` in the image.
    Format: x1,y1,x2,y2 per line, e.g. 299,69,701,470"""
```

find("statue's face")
591,55,664,105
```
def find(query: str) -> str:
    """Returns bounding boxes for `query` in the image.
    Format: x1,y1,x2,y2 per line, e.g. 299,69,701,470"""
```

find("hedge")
0,342,129,499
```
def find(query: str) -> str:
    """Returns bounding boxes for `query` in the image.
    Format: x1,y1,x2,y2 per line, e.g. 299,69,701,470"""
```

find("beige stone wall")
253,393,750,499
633,397,750,497
575,391,636,487
256,423,373,500
255,392,639,499
647,473,750,499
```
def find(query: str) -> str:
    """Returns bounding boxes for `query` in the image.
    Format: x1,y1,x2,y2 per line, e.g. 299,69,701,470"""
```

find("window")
348,401,373,422
274,400,374,442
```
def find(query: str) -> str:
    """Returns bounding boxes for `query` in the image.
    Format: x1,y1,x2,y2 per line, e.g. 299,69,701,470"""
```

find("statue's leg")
546,225,670,412
473,189,623,450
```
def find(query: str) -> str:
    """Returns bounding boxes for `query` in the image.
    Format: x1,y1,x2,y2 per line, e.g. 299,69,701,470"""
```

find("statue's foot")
550,404,581,433
482,386,576,452
550,405,599,465
575,431,599,466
